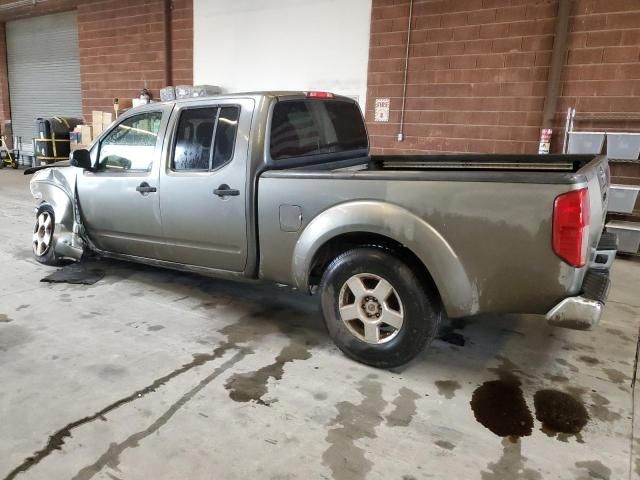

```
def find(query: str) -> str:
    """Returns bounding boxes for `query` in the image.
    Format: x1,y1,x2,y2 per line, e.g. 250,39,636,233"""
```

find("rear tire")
319,247,441,368
33,205,63,266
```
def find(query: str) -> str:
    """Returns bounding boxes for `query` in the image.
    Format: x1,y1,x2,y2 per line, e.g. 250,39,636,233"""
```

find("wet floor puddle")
471,375,589,441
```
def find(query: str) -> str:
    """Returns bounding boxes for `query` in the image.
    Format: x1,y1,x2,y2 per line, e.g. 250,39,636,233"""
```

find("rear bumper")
546,232,616,330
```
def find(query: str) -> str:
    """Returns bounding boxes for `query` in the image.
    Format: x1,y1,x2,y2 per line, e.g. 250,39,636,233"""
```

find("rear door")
77,106,172,259
158,98,254,271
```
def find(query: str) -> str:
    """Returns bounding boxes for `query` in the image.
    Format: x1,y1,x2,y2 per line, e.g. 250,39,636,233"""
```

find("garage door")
6,11,82,154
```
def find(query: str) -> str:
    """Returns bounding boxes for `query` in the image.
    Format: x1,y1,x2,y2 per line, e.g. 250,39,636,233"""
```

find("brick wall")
0,23,10,129
557,1,640,137
367,0,640,155
78,0,193,120
171,0,193,86
0,0,192,126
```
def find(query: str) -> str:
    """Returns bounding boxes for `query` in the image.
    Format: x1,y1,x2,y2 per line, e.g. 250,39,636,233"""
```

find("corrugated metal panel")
6,11,82,154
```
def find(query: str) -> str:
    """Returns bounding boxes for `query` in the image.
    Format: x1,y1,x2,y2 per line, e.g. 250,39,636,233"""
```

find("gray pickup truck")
28,91,616,367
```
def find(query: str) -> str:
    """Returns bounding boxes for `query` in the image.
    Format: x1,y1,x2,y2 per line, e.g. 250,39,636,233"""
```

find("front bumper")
546,232,616,330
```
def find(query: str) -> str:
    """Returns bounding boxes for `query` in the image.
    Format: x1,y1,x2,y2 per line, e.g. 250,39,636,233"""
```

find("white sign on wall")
375,98,390,122
193,0,372,111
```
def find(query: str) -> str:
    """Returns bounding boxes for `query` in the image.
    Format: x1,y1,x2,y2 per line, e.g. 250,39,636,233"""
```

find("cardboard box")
114,98,133,117
80,125,92,145
102,112,113,130
92,111,104,139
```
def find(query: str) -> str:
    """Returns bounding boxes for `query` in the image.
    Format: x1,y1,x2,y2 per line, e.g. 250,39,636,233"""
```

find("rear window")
269,100,368,160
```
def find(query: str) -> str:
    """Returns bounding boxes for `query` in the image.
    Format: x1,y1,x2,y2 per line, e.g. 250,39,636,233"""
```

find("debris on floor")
40,262,105,285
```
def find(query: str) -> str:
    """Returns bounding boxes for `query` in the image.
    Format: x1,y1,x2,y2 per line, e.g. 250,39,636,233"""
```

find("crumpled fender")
291,200,479,318
29,167,83,260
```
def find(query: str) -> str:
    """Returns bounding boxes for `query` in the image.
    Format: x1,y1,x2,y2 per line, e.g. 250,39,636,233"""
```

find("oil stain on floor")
470,375,533,439
533,389,589,437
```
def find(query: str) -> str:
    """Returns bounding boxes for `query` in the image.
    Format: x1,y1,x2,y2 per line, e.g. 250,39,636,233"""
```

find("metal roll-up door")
6,11,82,154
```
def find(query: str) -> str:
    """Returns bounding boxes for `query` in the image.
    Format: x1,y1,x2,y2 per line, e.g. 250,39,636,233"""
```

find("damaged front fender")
30,167,84,261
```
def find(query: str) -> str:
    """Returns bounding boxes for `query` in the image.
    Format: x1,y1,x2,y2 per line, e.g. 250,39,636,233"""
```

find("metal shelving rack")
562,108,640,255
562,108,640,155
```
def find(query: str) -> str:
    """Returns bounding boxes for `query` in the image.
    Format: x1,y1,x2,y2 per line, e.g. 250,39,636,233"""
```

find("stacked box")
92,111,104,138
192,85,222,97
175,85,193,99
160,86,176,101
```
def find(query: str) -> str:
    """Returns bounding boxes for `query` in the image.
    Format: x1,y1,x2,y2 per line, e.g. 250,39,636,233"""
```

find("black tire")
319,247,441,368
33,205,63,266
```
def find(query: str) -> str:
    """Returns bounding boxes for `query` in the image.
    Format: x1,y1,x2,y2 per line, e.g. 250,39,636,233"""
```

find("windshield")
269,99,368,160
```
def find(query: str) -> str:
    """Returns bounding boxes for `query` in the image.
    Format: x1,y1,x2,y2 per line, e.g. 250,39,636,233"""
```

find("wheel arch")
30,169,83,261
30,173,75,231
292,201,479,318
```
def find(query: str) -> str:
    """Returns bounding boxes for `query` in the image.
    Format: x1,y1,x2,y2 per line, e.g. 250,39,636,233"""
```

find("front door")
77,107,172,259
158,99,252,271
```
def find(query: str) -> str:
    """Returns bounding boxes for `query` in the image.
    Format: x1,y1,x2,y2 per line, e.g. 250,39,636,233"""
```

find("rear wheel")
33,205,63,266
319,247,441,368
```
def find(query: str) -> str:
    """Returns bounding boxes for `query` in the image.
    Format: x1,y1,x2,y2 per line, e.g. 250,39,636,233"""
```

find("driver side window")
98,112,162,171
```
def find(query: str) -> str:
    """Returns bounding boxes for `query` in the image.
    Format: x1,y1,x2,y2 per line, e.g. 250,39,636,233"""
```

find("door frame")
77,103,174,256
157,97,255,272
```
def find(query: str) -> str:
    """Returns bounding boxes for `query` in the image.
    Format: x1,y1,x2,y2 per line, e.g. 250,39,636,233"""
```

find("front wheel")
319,247,441,368
33,205,63,266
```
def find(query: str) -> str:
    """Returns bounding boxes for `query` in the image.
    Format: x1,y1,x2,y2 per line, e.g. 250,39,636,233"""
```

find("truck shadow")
68,256,569,380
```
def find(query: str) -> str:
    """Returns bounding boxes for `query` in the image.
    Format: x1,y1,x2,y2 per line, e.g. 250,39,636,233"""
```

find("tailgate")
578,155,610,254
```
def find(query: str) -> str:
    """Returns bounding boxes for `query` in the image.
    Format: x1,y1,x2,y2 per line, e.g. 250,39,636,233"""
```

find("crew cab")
28,91,616,367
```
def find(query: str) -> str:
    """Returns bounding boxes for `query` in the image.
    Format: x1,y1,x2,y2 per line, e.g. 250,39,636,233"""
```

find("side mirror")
70,149,93,170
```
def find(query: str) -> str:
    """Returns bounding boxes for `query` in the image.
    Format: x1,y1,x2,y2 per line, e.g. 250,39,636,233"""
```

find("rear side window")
269,100,367,160
172,106,240,171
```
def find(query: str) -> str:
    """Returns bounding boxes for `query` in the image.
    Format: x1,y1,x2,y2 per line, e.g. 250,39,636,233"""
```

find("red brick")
492,37,523,53
521,35,554,51
437,41,466,55
466,9,497,25
366,0,640,156
504,52,536,67
567,48,604,64
464,39,493,54
479,23,509,39
622,30,640,46
452,25,480,41
606,11,640,29
602,46,640,63
586,30,623,47
440,12,467,27
450,56,477,69
495,5,527,22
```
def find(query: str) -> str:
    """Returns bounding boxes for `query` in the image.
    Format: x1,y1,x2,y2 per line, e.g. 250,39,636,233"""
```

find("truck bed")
265,154,603,186
368,154,598,172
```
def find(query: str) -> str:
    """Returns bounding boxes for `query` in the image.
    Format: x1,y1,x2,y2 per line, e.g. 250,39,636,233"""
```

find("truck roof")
157,91,357,106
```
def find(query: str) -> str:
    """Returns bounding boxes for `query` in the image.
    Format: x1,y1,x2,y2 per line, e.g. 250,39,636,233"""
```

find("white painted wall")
193,0,372,109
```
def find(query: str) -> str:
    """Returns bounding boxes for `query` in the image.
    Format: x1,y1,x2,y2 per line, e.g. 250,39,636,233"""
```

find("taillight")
553,188,590,267
305,91,334,99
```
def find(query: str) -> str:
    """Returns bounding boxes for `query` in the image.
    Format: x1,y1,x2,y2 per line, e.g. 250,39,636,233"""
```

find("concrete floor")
0,168,639,480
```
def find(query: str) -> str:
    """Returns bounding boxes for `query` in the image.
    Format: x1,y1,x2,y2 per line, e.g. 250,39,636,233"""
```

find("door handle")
213,184,240,197
136,182,157,194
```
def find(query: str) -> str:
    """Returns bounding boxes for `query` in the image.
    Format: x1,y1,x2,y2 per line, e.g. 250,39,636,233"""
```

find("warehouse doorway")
6,11,82,154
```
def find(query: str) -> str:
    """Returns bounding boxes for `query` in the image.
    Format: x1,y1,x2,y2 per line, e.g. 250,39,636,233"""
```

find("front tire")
319,247,441,368
33,205,63,266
